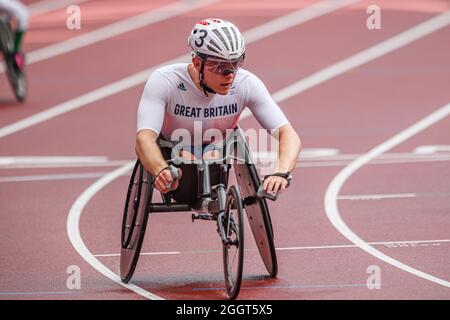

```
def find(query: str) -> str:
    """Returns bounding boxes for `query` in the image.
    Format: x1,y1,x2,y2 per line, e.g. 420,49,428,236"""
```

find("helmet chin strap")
199,58,216,97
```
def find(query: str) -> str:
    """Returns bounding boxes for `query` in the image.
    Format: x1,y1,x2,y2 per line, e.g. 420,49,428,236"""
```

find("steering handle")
256,184,278,201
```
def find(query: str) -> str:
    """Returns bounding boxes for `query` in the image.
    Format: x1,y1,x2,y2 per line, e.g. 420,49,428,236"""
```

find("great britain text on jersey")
174,103,238,118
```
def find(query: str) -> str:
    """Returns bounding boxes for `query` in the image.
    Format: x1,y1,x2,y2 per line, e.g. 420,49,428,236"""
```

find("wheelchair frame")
120,126,277,299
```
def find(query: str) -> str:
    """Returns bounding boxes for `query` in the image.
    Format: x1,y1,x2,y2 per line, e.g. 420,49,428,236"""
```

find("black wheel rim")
223,185,244,299
121,160,142,248
120,160,153,283
232,137,278,278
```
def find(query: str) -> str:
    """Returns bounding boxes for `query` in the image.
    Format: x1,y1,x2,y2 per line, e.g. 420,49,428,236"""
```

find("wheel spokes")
223,188,244,299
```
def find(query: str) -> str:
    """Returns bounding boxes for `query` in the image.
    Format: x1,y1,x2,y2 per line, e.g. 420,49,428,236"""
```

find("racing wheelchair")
0,12,26,102
120,126,288,299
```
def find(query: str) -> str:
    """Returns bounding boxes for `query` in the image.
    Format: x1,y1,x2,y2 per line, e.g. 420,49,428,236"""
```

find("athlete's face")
193,56,238,95
204,66,235,95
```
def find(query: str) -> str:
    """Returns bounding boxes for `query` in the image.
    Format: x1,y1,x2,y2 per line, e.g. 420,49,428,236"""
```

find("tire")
4,53,27,102
233,162,278,278
247,163,278,277
0,16,27,102
9,65,27,102
231,127,278,277
222,185,244,300
120,160,153,283
0,16,13,53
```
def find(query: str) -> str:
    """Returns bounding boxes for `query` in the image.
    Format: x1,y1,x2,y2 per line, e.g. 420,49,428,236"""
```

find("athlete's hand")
262,175,289,197
154,167,182,193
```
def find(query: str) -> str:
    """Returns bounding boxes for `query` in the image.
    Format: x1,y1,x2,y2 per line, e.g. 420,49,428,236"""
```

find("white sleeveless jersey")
137,63,288,144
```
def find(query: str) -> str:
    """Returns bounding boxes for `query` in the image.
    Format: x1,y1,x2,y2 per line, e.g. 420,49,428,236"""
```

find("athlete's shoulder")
153,63,189,78
233,68,266,96
145,63,189,94
235,68,263,85
235,67,252,80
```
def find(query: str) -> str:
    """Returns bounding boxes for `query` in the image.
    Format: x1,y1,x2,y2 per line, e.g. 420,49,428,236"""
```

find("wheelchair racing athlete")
135,18,301,198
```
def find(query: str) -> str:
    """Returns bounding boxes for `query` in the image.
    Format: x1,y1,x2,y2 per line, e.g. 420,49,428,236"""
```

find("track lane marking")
93,239,450,257
338,193,417,200
0,290,82,296
0,156,108,165
0,172,108,182
239,9,450,119
2,150,450,169
338,192,450,200
325,102,450,288
193,283,379,291
67,161,165,300
28,0,89,16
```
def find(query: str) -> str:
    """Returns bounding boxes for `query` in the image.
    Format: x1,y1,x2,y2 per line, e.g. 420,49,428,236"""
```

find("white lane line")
28,0,89,16
338,193,417,200
93,239,450,257
241,0,359,43
0,156,108,166
338,192,450,200
95,251,182,258
0,0,359,139
0,172,108,182
325,102,450,288
66,0,360,301
0,290,81,296
239,9,450,120
0,156,130,169
66,161,164,300
309,153,450,161
257,151,450,162
278,239,450,250
0,0,221,73
1,151,450,169
298,156,450,168
414,145,450,154
0,160,130,169
4,152,445,168
258,151,450,171
272,10,450,103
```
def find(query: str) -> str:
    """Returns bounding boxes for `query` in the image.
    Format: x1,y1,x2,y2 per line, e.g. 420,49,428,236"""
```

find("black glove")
256,171,293,201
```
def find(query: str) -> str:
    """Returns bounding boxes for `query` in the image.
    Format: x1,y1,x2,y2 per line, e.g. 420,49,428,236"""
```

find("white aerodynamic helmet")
188,18,245,60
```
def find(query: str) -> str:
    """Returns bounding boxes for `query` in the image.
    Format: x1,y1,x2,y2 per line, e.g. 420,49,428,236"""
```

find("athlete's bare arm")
135,129,179,193
263,123,301,194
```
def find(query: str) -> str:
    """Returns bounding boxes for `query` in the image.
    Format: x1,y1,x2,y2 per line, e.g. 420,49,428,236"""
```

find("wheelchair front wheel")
120,160,153,283
222,185,244,300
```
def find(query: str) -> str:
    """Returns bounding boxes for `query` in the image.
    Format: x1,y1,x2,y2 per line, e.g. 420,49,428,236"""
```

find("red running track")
0,0,449,300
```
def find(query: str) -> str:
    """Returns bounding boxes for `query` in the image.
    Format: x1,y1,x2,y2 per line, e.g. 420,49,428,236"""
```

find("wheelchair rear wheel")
120,160,153,283
234,162,278,278
222,185,244,300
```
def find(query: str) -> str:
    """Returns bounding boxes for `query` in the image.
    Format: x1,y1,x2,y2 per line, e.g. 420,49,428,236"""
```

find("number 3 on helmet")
188,18,246,61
